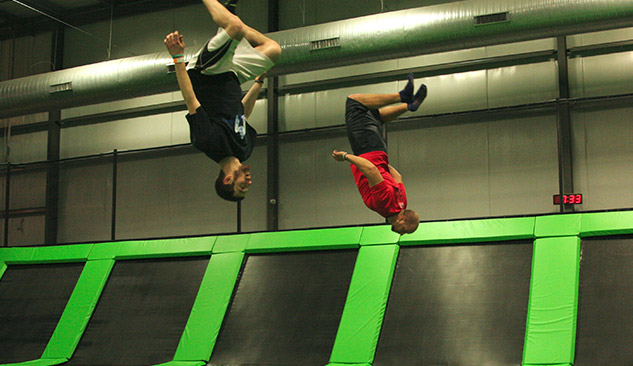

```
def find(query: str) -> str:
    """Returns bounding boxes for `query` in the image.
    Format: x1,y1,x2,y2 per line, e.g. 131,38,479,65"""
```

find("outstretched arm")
242,73,266,120
332,150,384,187
388,164,403,184
164,31,201,114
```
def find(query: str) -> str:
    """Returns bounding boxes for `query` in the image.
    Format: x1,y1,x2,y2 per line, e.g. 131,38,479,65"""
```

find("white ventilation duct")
1,0,633,119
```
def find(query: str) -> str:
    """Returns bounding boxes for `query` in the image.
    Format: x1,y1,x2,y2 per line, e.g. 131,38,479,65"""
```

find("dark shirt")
185,70,257,163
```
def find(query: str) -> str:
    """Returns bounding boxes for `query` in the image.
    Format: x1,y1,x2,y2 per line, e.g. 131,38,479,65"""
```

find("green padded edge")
329,245,399,364
0,261,6,280
535,214,581,238
88,237,215,260
0,244,93,264
523,364,572,366
41,259,115,359
523,237,580,365
151,362,206,366
0,359,68,366
359,225,400,246
212,234,250,254
580,211,633,237
246,227,362,253
327,364,371,366
173,252,244,362
399,217,536,246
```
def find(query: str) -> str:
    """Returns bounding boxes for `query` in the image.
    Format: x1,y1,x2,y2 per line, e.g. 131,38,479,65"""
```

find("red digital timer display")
553,194,582,205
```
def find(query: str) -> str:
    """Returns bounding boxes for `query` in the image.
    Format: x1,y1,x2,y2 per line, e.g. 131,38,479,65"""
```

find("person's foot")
407,84,427,112
223,0,238,15
399,73,415,104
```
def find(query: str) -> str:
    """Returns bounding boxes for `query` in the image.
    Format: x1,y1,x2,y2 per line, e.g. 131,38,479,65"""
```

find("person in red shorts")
332,74,426,234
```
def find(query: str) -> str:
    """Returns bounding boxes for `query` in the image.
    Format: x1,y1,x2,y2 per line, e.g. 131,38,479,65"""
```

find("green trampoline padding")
151,361,206,366
535,214,581,238
42,259,114,360
0,261,6,280
327,364,371,366
0,245,92,264
246,227,363,252
0,358,68,366
88,237,215,260
580,211,633,237
523,237,580,365
399,217,535,246
330,245,398,364
173,252,244,362
213,234,251,253
359,226,400,246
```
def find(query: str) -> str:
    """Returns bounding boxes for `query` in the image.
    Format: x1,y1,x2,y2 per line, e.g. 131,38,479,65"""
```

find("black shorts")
345,97,387,156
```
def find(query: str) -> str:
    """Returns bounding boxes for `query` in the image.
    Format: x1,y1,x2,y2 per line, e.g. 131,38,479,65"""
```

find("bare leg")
202,0,245,40
379,104,409,123
348,93,401,109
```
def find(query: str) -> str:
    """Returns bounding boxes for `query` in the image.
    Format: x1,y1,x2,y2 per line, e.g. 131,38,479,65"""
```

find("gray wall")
1,0,633,245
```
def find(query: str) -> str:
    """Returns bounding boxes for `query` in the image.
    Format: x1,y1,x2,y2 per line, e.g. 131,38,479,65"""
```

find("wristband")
343,152,348,161
173,56,185,64
254,79,264,84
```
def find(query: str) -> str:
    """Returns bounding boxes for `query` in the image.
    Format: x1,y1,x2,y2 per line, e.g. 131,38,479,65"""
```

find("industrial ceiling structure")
0,0,200,41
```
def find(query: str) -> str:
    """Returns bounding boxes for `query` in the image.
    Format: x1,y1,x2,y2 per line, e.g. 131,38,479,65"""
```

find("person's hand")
164,31,185,56
332,150,348,162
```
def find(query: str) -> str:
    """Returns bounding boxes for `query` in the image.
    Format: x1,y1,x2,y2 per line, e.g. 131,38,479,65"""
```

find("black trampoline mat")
374,241,533,366
576,236,633,365
65,256,209,366
0,262,84,364
208,249,358,366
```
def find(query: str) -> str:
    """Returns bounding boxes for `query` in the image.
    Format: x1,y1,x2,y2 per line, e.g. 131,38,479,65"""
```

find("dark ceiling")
0,0,201,41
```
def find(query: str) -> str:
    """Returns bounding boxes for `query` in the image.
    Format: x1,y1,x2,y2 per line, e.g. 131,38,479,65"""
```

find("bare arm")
164,31,201,114
332,150,384,187
388,164,403,184
242,74,265,120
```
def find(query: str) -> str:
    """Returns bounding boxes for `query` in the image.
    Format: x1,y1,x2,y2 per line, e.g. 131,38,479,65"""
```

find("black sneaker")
223,0,238,15
408,84,427,112
399,73,414,104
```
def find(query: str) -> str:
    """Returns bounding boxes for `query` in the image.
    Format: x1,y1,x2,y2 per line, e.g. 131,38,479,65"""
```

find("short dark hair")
215,169,244,202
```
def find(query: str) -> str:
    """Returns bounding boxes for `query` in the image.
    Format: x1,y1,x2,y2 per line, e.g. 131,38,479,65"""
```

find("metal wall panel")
278,135,379,230
2,131,47,164
567,26,633,48
413,70,488,116
389,123,490,221
115,151,236,239
398,47,487,69
572,106,633,211
247,98,268,135
58,159,113,244
488,61,558,108
7,215,45,246
61,92,177,119
487,114,559,216
280,60,398,86
280,92,317,131
60,112,178,159
485,38,556,57
569,52,633,98
9,170,46,210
